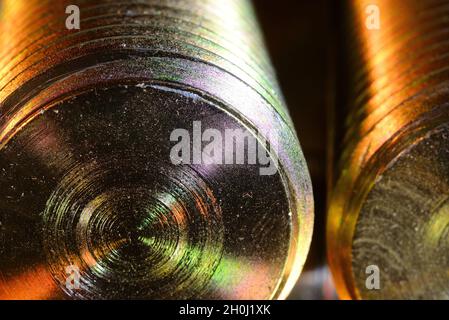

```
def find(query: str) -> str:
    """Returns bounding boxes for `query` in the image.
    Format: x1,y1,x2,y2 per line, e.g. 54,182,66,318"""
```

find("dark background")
253,0,337,299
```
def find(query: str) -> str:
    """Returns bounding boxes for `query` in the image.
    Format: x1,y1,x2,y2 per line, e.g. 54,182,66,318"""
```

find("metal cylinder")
0,0,313,299
328,0,449,299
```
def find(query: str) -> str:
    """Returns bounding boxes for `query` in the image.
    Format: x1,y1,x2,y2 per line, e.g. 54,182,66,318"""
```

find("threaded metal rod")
0,0,313,299
328,0,449,299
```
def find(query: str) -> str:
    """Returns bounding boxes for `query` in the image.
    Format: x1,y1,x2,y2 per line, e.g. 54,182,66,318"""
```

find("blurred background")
254,0,337,299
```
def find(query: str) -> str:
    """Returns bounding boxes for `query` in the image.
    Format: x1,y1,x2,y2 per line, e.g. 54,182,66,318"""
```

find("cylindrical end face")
352,124,449,299
0,83,297,299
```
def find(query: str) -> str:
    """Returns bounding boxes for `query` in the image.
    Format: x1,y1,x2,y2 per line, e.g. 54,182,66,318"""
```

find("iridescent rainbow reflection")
0,85,297,299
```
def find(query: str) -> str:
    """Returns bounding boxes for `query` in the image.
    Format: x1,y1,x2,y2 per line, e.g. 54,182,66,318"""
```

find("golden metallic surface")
328,0,449,299
0,0,313,299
